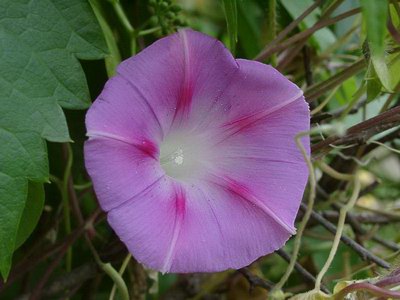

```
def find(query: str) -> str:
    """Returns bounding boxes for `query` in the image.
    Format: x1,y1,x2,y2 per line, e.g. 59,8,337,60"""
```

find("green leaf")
361,0,389,56
386,50,400,90
0,175,27,281
0,0,107,280
371,53,392,92
15,182,45,250
335,77,357,105
222,0,238,55
366,76,382,101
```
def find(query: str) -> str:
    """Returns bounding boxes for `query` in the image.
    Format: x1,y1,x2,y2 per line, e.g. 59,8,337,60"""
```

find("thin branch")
256,8,361,61
320,211,398,225
18,263,98,299
255,0,323,61
28,227,86,300
303,45,313,86
312,98,367,123
237,268,274,291
0,209,103,291
62,143,85,226
300,203,391,269
321,0,345,18
305,59,366,102
276,249,329,294
312,105,400,157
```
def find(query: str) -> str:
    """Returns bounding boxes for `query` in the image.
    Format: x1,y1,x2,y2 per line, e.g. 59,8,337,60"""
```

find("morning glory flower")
84,29,310,273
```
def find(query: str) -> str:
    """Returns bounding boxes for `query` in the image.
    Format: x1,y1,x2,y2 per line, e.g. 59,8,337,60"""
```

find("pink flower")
84,30,310,273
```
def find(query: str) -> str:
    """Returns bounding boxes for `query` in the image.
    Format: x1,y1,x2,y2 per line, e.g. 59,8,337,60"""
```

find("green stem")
110,0,134,34
222,0,238,55
90,0,122,76
110,0,136,55
73,181,93,191
317,161,354,181
109,254,131,300
86,239,130,300
368,140,400,154
138,26,162,36
314,177,361,291
62,144,73,272
273,131,316,291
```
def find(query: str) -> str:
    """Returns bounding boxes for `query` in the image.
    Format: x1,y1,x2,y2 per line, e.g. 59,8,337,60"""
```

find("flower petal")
107,177,185,272
193,59,305,132
86,76,164,144
170,182,291,272
84,137,163,211
117,29,238,133
212,99,310,230
108,180,290,273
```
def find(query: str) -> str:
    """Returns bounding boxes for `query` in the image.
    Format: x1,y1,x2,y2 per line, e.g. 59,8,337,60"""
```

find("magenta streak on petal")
208,175,296,235
161,184,186,273
172,30,194,123
87,131,159,160
219,91,304,139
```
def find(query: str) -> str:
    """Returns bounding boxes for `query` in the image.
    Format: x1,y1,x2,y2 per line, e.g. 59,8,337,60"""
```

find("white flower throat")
171,148,184,165
159,130,213,182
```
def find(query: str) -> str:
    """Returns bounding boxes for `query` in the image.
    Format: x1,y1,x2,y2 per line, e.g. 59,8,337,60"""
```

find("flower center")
159,130,213,182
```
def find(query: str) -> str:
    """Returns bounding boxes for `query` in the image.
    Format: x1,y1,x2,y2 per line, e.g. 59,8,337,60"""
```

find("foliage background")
1,0,400,299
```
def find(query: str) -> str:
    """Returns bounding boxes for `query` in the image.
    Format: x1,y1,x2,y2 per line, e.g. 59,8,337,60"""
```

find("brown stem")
28,228,85,300
305,59,366,102
312,105,400,157
302,45,313,86
255,0,323,61
256,8,361,61
237,267,274,291
320,211,399,225
62,143,85,226
388,12,400,44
